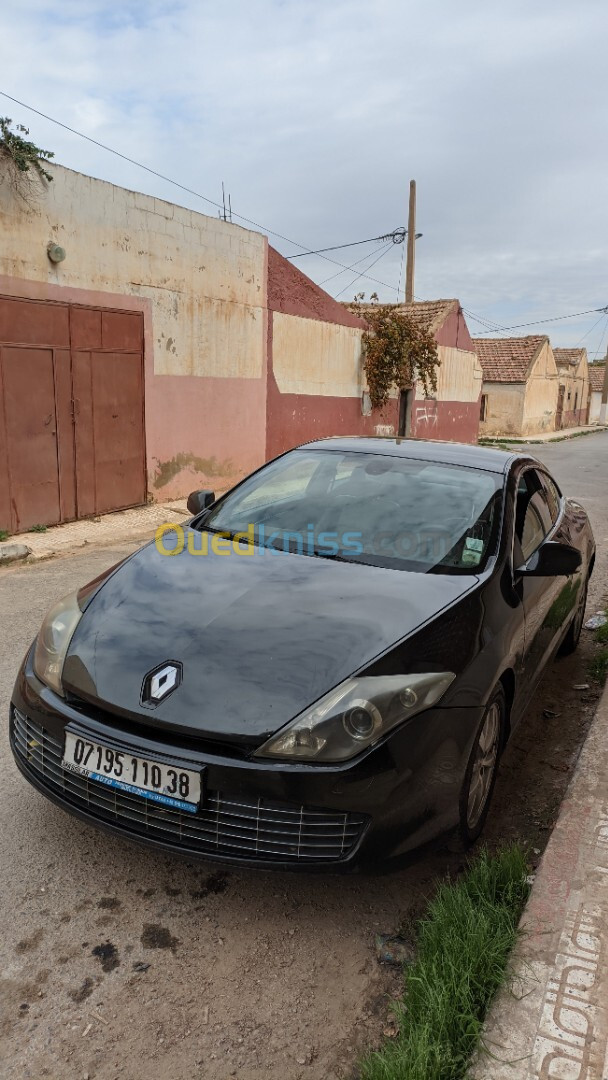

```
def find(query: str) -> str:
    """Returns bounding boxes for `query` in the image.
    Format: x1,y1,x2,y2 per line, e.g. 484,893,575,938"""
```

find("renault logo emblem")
141,661,182,707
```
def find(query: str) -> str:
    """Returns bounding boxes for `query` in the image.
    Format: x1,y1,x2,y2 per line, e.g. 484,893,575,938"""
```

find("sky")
2,0,608,354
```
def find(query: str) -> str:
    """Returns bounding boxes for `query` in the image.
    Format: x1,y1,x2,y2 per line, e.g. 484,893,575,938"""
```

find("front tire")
455,686,505,849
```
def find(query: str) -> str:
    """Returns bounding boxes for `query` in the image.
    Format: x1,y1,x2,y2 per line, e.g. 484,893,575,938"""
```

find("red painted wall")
266,252,479,457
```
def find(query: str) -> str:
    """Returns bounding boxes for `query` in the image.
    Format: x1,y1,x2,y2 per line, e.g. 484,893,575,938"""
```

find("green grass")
589,648,608,683
29,523,48,533
0,530,9,542
359,845,530,1080
595,622,608,646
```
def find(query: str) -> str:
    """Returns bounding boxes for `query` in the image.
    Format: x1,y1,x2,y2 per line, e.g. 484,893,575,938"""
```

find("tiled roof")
589,365,606,393
472,335,548,382
554,347,586,369
351,299,459,335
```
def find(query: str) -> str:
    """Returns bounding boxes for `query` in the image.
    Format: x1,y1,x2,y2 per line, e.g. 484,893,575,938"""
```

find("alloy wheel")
466,703,501,830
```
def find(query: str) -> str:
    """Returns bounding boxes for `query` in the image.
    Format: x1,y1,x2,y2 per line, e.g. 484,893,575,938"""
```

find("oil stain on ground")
15,928,44,954
91,941,120,973
140,924,179,951
69,977,95,1003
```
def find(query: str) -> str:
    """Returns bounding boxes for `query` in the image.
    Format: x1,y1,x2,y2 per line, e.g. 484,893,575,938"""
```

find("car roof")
298,436,534,474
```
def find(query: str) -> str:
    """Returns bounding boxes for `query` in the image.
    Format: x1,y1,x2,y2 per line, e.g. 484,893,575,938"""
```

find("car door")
513,467,569,696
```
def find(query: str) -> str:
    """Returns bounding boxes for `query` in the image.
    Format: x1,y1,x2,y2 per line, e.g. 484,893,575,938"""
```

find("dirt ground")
0,432,606,1080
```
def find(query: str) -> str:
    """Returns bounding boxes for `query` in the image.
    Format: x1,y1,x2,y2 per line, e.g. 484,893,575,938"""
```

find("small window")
574,391,578,413
480,394,488,422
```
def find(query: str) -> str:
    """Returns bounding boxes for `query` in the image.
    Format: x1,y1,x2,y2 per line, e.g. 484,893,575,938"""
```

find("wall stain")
153,452,234,489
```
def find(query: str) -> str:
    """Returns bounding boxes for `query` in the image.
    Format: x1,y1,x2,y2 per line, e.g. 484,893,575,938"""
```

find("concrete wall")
267,257,481,455
410,344,483,442
589,390,603,424
479,383,526,436
480,342,559,437
266,247,379,458
521,342,559,435
0,163,268,499
556,358,590,428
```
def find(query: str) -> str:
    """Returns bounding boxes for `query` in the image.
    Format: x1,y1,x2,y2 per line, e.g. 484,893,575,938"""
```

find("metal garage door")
0,296,146,534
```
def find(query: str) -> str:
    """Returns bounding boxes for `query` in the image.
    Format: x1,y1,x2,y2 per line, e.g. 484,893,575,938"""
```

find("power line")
333,244,394,300
318,241,393,286
0,89,403,294
590,313,608,359
473,306,608,335
574,310,608,348
287,228,405,259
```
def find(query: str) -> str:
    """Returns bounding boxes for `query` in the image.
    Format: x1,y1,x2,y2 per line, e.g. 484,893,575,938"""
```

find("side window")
515,469,554,563
539,473,562,525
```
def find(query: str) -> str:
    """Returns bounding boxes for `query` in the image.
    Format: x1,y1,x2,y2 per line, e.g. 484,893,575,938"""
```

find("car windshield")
201,449,504,573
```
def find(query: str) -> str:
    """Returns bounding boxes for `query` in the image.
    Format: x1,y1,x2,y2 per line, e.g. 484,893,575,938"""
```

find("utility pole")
600,345,608,425
405,179,416,304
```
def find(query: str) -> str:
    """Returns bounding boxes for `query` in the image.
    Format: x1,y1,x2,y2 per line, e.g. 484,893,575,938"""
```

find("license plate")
62,732,201,814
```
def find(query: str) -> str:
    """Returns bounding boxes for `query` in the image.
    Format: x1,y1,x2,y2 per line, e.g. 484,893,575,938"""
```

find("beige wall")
0,163,267,379
417,345,483,403
521,342,559,434
479,383,526,436
0,163,270,500
271,311,364,396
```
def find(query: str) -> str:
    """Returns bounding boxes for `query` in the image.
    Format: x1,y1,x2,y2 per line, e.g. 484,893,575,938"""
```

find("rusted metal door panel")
70,306,102,350
0,297,146,532
72,349,146,517
53,349,77,522
0,296,70,347
1,346,62,532
0,352,11,531
101,310,143,352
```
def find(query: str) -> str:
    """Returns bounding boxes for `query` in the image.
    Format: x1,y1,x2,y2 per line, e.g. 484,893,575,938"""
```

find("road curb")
471,679,608,1079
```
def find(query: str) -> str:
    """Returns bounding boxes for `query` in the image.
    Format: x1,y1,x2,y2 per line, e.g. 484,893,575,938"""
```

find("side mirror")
187,489,215,515
517,540,582,578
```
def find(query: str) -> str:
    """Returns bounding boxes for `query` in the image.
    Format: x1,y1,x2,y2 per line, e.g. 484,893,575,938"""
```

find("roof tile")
472,335,548,382
589,365,606,393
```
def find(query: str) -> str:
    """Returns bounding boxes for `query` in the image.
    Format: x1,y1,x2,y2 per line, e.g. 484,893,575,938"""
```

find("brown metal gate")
0,296,146,533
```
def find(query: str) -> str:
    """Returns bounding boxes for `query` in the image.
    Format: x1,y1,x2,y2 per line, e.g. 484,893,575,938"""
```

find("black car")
10,438,594,870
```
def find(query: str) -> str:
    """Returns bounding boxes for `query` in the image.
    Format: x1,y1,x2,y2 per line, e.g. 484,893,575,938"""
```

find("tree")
349,293,440,410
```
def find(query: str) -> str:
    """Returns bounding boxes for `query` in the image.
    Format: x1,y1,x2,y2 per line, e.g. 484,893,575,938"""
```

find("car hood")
63,534,477,748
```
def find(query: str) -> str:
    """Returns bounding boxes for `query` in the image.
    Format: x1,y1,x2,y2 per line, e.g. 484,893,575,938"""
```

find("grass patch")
29,523,48,533
589,648,608,683
595,622,608,646
359,845,530,1080
0,530,9,542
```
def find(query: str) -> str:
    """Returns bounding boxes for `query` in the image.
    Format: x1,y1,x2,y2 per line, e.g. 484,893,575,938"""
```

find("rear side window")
540,473,562,524
515,469,554,563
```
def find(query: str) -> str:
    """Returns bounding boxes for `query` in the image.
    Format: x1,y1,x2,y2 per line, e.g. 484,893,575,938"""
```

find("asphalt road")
1,431,606,1080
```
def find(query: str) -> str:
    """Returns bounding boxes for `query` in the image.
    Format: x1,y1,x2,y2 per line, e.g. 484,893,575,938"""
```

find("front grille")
11,711,367,863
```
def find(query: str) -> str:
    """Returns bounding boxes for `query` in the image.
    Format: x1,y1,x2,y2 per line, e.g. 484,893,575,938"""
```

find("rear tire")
559,574,589,657
451,685,505,851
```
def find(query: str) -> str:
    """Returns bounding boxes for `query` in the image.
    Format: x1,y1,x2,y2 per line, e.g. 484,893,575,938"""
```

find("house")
0,160,370,533
588,364,606,424
336,299,483,451
474,335,559,437
553,348,590,428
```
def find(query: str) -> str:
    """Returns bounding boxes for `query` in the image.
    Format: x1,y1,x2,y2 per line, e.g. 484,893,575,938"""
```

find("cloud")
1,0,607,351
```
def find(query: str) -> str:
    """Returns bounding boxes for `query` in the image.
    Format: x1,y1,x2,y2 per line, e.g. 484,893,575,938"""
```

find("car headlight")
254,671,456,763
33,590,83,696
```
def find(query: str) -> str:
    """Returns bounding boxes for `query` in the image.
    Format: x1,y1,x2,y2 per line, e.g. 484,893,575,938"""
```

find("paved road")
0,432,606,1080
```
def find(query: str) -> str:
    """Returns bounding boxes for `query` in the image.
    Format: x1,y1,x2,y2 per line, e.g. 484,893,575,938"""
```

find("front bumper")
10,650,484,871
